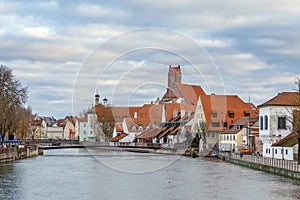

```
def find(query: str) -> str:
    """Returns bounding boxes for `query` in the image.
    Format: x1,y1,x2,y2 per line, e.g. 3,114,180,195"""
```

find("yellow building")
219,117,256,152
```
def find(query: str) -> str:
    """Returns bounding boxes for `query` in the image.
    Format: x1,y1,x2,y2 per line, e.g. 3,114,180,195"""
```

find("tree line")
0,65,33,143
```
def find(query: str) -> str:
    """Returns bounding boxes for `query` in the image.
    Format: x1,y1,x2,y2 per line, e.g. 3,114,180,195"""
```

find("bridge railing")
220,152,300,172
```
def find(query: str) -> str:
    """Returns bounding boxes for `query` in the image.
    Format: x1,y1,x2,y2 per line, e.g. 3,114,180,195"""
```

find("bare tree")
95,105,115,142
293,78,300,163
0,65,28,143
198,120,207,149
285,78,300,163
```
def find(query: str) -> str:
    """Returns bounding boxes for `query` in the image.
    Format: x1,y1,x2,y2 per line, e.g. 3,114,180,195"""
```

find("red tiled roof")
259,92,299,107
29,118,43,126
170,126,181,135
161,88,178,99
176,83,206,106
116,125,123,132
77,115,88,122
111,133,128,142
136,128,161,139
272,132,298,147
158,126,173,139
200,95,258,131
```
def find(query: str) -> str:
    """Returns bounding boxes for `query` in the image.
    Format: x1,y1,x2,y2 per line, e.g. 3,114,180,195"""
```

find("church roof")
176,83,206,105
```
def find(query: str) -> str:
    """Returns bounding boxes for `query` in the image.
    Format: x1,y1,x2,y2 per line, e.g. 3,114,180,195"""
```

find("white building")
258,92,299,160
78,108,100,142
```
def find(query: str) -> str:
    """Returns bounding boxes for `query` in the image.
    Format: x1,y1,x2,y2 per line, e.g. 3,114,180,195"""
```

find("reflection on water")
0,148,299,200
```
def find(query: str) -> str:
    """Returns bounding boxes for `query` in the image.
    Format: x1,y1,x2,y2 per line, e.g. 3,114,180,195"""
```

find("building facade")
259,92,299,160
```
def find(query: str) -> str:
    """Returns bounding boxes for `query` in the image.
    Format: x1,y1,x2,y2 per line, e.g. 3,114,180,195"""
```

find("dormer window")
212,111,217,118
244,111,250,117
228,111,234,118
131,126,136,131
138,126,143,131
211,121,220,127
173,110,178,118
146,126,151,131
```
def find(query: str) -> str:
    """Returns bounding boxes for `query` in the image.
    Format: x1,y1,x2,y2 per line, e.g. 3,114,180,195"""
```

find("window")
266,148,268,154
90,131,93,135
211,132,215,137
278,117,286,129
233,135,235,140
228,111,234,118
146,126,151,131
212,111,217,118
244,111,250,117
230,135,232,141
264,115,268,130
211,121,220,127
286,149,288,155
84,131,86,135
275,149,277,154
223,121,228,127
132,126,136,131
84,124,86,127
260,116,263,130
138,126,143,131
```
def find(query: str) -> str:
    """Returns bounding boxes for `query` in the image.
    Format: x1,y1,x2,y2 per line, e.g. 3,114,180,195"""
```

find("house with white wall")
78,108,100,142
63,116,78,140
258,92,299,160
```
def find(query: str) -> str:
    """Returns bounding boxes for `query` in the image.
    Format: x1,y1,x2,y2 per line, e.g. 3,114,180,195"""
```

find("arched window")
146,126,151,131
131,126,136,131
138,126,143,131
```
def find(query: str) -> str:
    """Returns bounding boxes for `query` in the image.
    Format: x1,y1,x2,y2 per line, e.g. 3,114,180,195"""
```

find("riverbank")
218,152,300,180
0,145,39,163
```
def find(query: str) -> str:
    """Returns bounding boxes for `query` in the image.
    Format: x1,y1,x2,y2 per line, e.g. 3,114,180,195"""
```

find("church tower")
168,65,182,91
95,93,100,105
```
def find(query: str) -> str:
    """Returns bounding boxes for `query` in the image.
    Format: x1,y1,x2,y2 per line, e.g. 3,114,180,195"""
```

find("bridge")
25,139,83,150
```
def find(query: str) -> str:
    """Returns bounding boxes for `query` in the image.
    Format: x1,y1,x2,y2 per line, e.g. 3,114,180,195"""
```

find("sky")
0,0,299,118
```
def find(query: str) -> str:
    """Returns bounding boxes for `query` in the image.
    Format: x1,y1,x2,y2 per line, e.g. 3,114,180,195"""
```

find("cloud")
0,0,299,118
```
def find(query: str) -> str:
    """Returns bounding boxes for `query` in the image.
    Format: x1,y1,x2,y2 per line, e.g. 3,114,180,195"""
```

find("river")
0,148,299,200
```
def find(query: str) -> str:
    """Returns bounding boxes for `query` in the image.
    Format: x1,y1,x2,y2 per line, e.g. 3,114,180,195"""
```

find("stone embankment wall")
0,145,38,163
